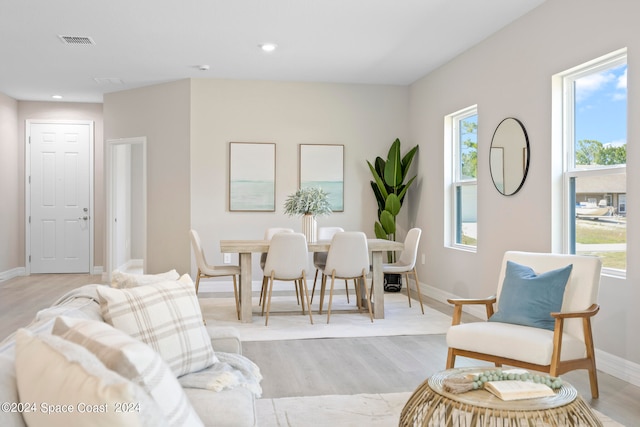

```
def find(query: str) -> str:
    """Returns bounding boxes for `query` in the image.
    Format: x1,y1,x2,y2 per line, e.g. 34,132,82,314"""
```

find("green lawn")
576,218,626,270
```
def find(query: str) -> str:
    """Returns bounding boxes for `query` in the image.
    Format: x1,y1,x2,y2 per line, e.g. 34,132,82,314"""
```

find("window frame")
445,105,478,251
560,49,627,277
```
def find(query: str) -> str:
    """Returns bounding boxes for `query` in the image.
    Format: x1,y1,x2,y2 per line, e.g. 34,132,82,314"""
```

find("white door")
29,122,92,273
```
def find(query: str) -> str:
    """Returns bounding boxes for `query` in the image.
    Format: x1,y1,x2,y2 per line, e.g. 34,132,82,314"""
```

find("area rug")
255,392,624,427
198,290,452,342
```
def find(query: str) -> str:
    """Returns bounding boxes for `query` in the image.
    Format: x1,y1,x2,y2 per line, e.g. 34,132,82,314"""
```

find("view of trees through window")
456,113,478,247
569,59,627,272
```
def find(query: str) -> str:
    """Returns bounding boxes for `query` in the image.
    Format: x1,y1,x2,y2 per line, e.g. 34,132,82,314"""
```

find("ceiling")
0,0,546,103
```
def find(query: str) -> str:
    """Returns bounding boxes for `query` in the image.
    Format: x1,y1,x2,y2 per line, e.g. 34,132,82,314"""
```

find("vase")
302,214,317,242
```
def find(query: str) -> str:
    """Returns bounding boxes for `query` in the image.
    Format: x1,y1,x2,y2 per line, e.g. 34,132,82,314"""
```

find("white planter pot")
302,214,317,242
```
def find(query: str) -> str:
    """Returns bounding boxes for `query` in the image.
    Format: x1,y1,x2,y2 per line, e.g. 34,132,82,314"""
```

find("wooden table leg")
239,252,253,323
371,250,385,319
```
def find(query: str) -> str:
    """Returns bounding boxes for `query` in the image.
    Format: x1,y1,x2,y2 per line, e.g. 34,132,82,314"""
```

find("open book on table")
484,380,556,401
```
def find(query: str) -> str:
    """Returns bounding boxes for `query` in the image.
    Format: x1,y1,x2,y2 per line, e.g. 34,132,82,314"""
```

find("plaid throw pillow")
53,317,204,427
97,275,217,377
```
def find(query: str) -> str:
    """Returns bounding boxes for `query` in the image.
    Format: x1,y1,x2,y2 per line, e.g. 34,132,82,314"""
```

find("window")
445,106,478,249
560,49,627,274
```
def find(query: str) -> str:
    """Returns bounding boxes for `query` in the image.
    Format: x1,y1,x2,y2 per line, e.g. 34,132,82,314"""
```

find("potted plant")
367,138,418,291
283,187,332,242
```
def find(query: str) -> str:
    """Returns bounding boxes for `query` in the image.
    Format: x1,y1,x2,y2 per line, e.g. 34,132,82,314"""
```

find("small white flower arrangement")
283,187,332,217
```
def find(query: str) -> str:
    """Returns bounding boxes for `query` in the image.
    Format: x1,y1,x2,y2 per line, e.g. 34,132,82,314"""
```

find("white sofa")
0,284,257,427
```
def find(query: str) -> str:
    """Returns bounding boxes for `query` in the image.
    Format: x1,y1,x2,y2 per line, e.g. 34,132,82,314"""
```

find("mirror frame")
489,117,530,196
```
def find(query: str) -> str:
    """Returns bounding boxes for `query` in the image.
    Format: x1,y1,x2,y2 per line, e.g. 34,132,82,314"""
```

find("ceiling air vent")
58,35,95,45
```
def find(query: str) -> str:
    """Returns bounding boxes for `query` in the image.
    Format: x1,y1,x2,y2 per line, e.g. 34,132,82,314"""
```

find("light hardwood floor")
1,274,638,426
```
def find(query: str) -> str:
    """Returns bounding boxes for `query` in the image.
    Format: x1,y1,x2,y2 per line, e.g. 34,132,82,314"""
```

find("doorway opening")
106,137,147,282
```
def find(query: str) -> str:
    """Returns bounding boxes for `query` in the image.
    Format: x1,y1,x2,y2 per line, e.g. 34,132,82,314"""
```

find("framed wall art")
299,144,344,211
229,142,276,211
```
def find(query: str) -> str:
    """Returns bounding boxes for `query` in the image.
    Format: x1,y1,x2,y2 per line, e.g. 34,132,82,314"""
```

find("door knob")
79,216,89,220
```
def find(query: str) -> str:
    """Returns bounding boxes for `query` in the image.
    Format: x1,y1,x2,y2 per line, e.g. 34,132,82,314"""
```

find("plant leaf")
385,193,401,216
397,175,417,202
380,210,396,234
367,161,389,199
383,138,403,188
374,222,388,239
401,145,418,180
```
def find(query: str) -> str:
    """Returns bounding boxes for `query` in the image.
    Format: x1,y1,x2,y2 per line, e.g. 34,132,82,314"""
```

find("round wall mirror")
490,117,530,196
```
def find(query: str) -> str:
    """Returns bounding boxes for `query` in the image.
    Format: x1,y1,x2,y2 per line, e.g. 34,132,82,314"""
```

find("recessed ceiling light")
259,43,277,53
52,95,63,100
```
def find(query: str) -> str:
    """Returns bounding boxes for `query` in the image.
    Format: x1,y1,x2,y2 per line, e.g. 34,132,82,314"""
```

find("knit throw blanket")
178,351,263,397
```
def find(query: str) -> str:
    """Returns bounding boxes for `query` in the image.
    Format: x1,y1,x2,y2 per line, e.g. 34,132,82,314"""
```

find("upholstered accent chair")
446,251,602,398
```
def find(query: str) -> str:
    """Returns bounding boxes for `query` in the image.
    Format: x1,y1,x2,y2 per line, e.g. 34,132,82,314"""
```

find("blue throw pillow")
489,261,573,331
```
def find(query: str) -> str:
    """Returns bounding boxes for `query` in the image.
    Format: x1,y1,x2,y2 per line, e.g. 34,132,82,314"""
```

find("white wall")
410,0,640,372
189,79,410,279
0,93,19,277
104,80,191,274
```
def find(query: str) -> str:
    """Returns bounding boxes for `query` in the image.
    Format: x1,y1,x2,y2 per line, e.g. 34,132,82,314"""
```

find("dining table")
219,238,404,323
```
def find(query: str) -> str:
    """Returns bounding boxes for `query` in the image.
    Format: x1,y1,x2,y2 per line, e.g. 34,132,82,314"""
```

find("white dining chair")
189,229,241,319
259,227,294,307
382,228,424,314
311,226,346,303
262,232,314,326
319,231,373,323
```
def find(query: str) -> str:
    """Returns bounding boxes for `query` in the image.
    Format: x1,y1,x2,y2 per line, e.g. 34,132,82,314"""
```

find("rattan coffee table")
399,367,602,426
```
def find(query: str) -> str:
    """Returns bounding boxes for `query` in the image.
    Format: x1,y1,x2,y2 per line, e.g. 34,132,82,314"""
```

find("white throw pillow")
14,329,167,427
97,275,217,377
111,269,180,289
53,317,204,427
0,355,26,427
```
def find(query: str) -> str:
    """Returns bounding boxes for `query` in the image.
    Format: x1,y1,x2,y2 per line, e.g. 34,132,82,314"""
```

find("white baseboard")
0,267,26,282
92,265,104,275
417,281,640,388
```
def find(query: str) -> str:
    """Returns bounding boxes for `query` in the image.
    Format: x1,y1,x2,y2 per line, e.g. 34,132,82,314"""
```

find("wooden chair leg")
297,279,306,315
405,272,412,308
261,276,268,316
232,275,240,320
412,268,424,314
361,273,373,322
311,269,320,304
345,280,350,303
319,274,327,314
265,274,275,326
327,273,336,324
259,276,268,307
446,348,456,369
195,270,202,294
353,279,362,313
301,272,313,325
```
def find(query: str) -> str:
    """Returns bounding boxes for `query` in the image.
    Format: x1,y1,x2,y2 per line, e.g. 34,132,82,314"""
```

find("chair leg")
345,280,350,303
319,274,327,314
405,273,412,308
311,268,320,304
265,273,275,326
297,279,306,315
259,276,268,307
446,348,456,369
353,279,363,314
260,276,268,316
232,275,240,320
195,270,202,294
361,273,374,322
412,268,424,314
327,273,336,324
301,272,313,325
